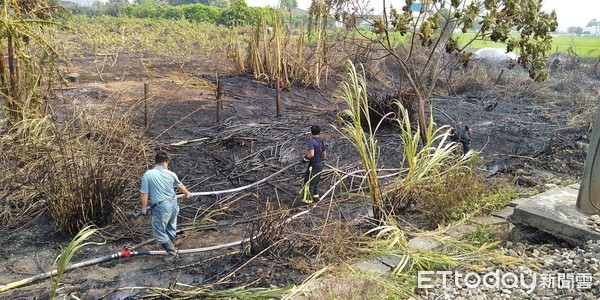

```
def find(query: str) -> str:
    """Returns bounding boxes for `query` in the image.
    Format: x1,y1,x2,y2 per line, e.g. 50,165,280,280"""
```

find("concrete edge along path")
510,183,600,245
355,184,599,274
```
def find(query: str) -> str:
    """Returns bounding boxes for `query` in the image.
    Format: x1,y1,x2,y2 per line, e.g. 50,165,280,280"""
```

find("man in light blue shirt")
140,151,191,257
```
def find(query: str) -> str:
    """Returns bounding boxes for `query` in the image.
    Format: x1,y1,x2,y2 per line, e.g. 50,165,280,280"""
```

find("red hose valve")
120,248,132,258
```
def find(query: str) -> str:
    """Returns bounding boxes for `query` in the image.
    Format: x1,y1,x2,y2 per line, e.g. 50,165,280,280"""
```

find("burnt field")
0,49,597,298
0,14,598,297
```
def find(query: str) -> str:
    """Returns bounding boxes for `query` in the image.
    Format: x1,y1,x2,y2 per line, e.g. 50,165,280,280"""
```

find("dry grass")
405,156,491,223
450,59,600,105
247,199,292,257
167,73,216,91
245,15,328,89
283,219,367,275
286,222,519,299
567,104,597,130
294,269,411,300
450,63,497,95
0,108,153,235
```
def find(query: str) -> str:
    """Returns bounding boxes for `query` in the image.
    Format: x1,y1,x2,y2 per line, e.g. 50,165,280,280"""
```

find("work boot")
161,240,177,256
302,196,313,205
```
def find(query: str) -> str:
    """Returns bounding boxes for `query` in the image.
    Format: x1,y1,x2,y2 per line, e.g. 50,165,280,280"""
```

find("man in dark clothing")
302,125,327,204
449,124,472,155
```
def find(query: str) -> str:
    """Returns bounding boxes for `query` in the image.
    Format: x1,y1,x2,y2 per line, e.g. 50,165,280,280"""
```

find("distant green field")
346,30,600,59
455,32,600,58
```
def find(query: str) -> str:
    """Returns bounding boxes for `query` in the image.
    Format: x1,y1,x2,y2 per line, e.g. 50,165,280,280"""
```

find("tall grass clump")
247,14,295,88
387,105,499,224
364,225,518,277
37,111,150,236
246,13,334,89
336,61,383,220
334,62,498,225
0,0,65,128
0,109,151,235
0,116,57,225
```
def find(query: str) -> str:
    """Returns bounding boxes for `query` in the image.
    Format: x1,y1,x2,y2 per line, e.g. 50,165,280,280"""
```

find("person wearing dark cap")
140,151,191,258
302,125,327,204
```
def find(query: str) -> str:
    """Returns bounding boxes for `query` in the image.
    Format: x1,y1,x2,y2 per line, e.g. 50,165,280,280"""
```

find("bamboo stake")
216,74,223,123
495,69,506,85
276,76,281,117
144,82,149,129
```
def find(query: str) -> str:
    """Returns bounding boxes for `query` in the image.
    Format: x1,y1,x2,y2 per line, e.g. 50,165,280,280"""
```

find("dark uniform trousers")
304,162,323,199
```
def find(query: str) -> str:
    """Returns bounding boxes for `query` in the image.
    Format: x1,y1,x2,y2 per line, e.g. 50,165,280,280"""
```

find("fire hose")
0,164,398,293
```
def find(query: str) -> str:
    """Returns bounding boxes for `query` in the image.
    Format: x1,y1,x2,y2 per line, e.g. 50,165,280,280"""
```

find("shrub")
123,4,158,18
0,110,151,236
36,112,150,236
384,104,504,225
467,225,497,246
181,4,220,23
161,5,185,20
217,0,254,26
404,156,492,223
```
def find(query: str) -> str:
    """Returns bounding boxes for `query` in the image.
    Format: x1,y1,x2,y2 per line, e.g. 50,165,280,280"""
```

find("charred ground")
0,51,597,299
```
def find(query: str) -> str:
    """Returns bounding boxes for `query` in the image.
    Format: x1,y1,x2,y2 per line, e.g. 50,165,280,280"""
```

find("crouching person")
449,124,472,155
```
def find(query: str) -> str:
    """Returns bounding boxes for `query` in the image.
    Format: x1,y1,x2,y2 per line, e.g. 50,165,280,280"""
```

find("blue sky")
245,0,600,31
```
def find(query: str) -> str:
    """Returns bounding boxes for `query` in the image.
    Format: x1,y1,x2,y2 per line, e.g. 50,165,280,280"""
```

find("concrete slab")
510,186,600,245
493,206,515,219
355,254,406,274
407,236,443,252
376,255,403,269
509,184,580,207
509,197,530,207
443,224,477,239
471,215,509,227
354,259,391,274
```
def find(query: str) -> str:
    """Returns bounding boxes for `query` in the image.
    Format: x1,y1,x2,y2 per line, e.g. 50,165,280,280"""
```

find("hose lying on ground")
0,163,298,293
0,164,398,293
177,162,299,198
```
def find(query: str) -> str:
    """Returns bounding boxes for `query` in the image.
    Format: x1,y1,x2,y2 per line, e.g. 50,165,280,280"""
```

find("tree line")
66,0,305,27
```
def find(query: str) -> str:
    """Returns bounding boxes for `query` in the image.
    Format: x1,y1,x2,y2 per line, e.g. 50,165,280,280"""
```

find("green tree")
182,4,220,23
135,0,156,5
170,0,230,8
323,0,557,143
279,0,297,10
218,0,254,26
105,0,129,17
279,0,297,22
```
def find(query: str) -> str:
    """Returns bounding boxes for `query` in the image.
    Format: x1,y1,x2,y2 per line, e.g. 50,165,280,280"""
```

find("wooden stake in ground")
276,76,281,117
144,82,149,129
495,69,506,85
216,75,223,123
